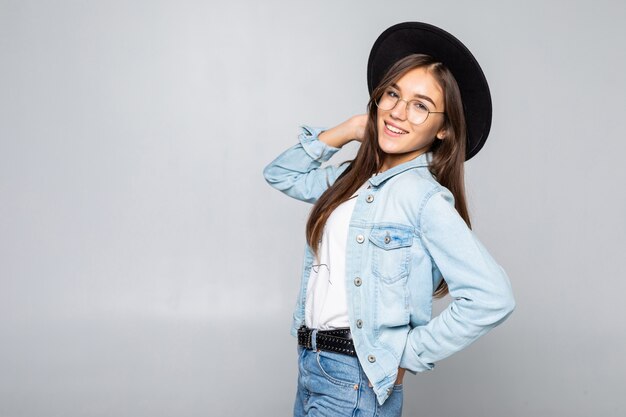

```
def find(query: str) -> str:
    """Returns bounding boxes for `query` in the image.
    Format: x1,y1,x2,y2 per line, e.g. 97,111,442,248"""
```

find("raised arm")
263,115,367,203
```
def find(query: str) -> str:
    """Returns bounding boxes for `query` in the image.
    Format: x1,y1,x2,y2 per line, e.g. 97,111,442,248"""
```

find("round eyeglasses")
375,89,445,125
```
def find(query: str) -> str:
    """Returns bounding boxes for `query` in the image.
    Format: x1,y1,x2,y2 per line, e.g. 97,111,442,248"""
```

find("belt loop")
310,329,318,350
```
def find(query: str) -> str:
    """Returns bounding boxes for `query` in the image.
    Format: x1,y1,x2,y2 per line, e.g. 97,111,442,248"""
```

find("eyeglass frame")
374,89,446,125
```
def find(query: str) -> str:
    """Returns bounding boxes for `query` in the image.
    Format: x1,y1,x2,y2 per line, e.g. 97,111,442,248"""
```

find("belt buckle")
298,325,313,350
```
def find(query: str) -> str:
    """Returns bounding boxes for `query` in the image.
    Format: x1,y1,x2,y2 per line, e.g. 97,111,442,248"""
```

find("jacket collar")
368,152,432,187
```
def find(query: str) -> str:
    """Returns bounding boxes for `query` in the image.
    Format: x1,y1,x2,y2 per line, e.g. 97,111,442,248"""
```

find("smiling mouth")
384,122,408,135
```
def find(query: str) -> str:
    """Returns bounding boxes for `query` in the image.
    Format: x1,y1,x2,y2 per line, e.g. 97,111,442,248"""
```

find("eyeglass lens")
376,90,431,125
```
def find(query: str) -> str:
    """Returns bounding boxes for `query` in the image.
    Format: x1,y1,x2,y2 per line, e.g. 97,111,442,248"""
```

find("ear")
436,128,447,140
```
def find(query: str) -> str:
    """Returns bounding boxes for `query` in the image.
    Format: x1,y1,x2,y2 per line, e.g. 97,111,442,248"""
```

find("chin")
377,136,403,155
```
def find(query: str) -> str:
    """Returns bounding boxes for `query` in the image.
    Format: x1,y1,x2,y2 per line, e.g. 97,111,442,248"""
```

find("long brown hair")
306,54,471,298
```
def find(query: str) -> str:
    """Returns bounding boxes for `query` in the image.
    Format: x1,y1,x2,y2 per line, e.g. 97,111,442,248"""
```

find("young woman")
263,22,515,417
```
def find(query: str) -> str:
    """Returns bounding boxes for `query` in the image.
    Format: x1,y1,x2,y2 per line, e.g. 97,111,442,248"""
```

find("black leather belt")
297,325,356,357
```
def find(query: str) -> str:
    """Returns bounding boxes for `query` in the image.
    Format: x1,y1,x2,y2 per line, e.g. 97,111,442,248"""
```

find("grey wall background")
1,1,625,416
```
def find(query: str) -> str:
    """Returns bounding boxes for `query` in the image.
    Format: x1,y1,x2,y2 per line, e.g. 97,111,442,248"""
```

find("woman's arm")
400,188,516,373
263,115,366,203
318,115,367,148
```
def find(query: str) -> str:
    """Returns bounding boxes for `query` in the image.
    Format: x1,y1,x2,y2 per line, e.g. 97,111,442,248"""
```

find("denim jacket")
263,126,515,405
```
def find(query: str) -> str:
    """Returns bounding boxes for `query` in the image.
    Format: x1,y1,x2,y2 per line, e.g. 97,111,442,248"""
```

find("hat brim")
367,22,492,160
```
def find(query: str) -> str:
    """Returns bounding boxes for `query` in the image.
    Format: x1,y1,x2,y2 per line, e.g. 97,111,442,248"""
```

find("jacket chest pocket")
368,226,414,283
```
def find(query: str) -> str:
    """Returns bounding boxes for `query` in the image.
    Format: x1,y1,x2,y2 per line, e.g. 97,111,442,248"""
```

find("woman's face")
376,66,447,171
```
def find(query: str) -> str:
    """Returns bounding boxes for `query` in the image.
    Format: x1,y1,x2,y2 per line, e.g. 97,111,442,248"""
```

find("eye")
385,89,399,99
410,101,429,112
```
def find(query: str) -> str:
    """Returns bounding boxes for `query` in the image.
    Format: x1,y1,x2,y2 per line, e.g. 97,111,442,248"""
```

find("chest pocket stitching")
368,227,414,283
368,227,414,250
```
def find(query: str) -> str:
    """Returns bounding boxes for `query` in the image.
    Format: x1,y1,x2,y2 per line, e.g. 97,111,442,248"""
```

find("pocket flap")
369,227,413,250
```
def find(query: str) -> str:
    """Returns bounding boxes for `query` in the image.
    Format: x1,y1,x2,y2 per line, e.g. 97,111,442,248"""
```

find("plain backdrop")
1,1,625,416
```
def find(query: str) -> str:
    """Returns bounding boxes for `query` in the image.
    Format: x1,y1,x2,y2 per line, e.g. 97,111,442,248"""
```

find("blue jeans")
294,345,403,417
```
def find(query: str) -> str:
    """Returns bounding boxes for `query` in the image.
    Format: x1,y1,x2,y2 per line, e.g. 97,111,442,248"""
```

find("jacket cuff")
399,337,435,374
298,125,341,162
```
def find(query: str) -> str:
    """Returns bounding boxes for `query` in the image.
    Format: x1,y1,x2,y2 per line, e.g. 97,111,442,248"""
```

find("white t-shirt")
304,179,371,330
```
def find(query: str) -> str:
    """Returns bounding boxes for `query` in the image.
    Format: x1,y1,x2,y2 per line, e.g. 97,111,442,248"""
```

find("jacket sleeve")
263,126,350,203
399,188,516,373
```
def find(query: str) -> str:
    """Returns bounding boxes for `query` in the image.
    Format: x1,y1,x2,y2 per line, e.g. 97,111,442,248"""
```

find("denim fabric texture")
294,346,403,417
264,126,516,405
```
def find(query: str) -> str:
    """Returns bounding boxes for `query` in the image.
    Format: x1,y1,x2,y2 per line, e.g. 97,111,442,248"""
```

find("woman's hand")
318,114,368,148
395,367,406,385
367,367,406,388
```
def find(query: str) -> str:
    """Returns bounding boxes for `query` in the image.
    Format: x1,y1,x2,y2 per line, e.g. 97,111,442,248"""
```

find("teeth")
385,123,407,134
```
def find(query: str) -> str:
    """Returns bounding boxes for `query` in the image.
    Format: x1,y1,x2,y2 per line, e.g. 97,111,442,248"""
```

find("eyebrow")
390,83,437,109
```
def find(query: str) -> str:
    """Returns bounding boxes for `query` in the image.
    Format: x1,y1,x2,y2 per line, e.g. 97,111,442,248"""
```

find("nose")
390,99,407,121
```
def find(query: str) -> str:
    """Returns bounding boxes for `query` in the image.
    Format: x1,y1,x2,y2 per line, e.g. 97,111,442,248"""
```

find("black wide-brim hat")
367,22,492,160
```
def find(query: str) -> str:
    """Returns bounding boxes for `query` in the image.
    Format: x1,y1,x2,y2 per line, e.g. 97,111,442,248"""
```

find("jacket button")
356,319,363,328
354,277,362,286
367,355,376,363
384,235,391,244
356,234,365,243
366,194,374,203
387,387,393,395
